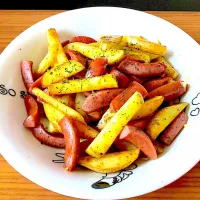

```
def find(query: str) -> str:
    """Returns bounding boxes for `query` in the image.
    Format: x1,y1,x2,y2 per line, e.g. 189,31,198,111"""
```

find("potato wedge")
89,42,99,47
157,56,179,79
123,47,151,63
78,148,140,173
34,46,58,76
96,108,115,130
120,35,129,46
99,35,123,51
47,28,69,68
70,42,125,64
40,116,59,133
145,51,160,60
114,140,138,151
31,87,85,123
86,91,144,157
75,93,87,117
124,47,160,60
132,96,164,120
53,94,75,109
146,102,188,140
127,36,167,56
43,102,99,139
47,121,59,133
34,29,61,76
53,42,69,68
48,74,118,95
41,60,85,87
43,103,65,133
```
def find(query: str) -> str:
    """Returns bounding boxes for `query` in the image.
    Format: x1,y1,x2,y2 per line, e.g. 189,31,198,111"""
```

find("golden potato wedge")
89,42,99,47
78,148,140,173
47,121,60,133
104,48,125,64
86,91,144,157
31,87,85,123
35,29,62,76
34,45,58,76
146,102,188,140
119,35,129,46
48,74,118,95
43,103,65,133
53,43,69,68
63,42,74,52
114,140,138,151
75,93,87,117
70,42,125,64
124,47,159,61
41,60,85,87
132,96,164,120
157,56,179,79
99,35,123,51
40,116,59,133
127,36,167,56
47,28,68,68
123,47,151,63
96,108,115,130
112,45,159,62
43,102,99,139
53,94,75,108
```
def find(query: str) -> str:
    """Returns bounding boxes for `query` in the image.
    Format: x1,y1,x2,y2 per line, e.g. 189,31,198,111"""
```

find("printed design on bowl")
0,84,27,98
190,92,200,116
52,153,65,164
0,84,16,97
52,152,137,189
91,164,137,189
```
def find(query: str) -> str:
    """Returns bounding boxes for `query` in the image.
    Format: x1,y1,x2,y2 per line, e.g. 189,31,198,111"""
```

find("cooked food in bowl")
21,28,189,174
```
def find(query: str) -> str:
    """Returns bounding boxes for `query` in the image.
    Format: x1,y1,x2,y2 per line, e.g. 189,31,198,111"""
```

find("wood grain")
0,10,200,200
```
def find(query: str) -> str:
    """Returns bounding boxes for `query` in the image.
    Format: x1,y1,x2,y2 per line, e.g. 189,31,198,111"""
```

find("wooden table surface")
0,10,200,200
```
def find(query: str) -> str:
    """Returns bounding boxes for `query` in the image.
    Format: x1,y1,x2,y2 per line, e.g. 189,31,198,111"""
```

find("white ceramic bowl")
0,7,200,200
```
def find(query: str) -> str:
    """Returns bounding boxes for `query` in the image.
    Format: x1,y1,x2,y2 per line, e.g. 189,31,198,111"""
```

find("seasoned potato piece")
146,102,188,140
157,56,179,79
41,60,85,87
48,74,118,95
132,96,164,120
48,28,68,67
96,108,115,130
78,148,140,173
124,47,160,61
35,28,68,76
70,42,125,64
86,91,144,157
53,94,75,109
43,103,65,133
75,93,87,117
34,47,58,76
99,35,123,51
31,87,85,123
43,103,99,139
40,116,59,133
123,47,151,63
114,140,138,151
127,36,167,56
